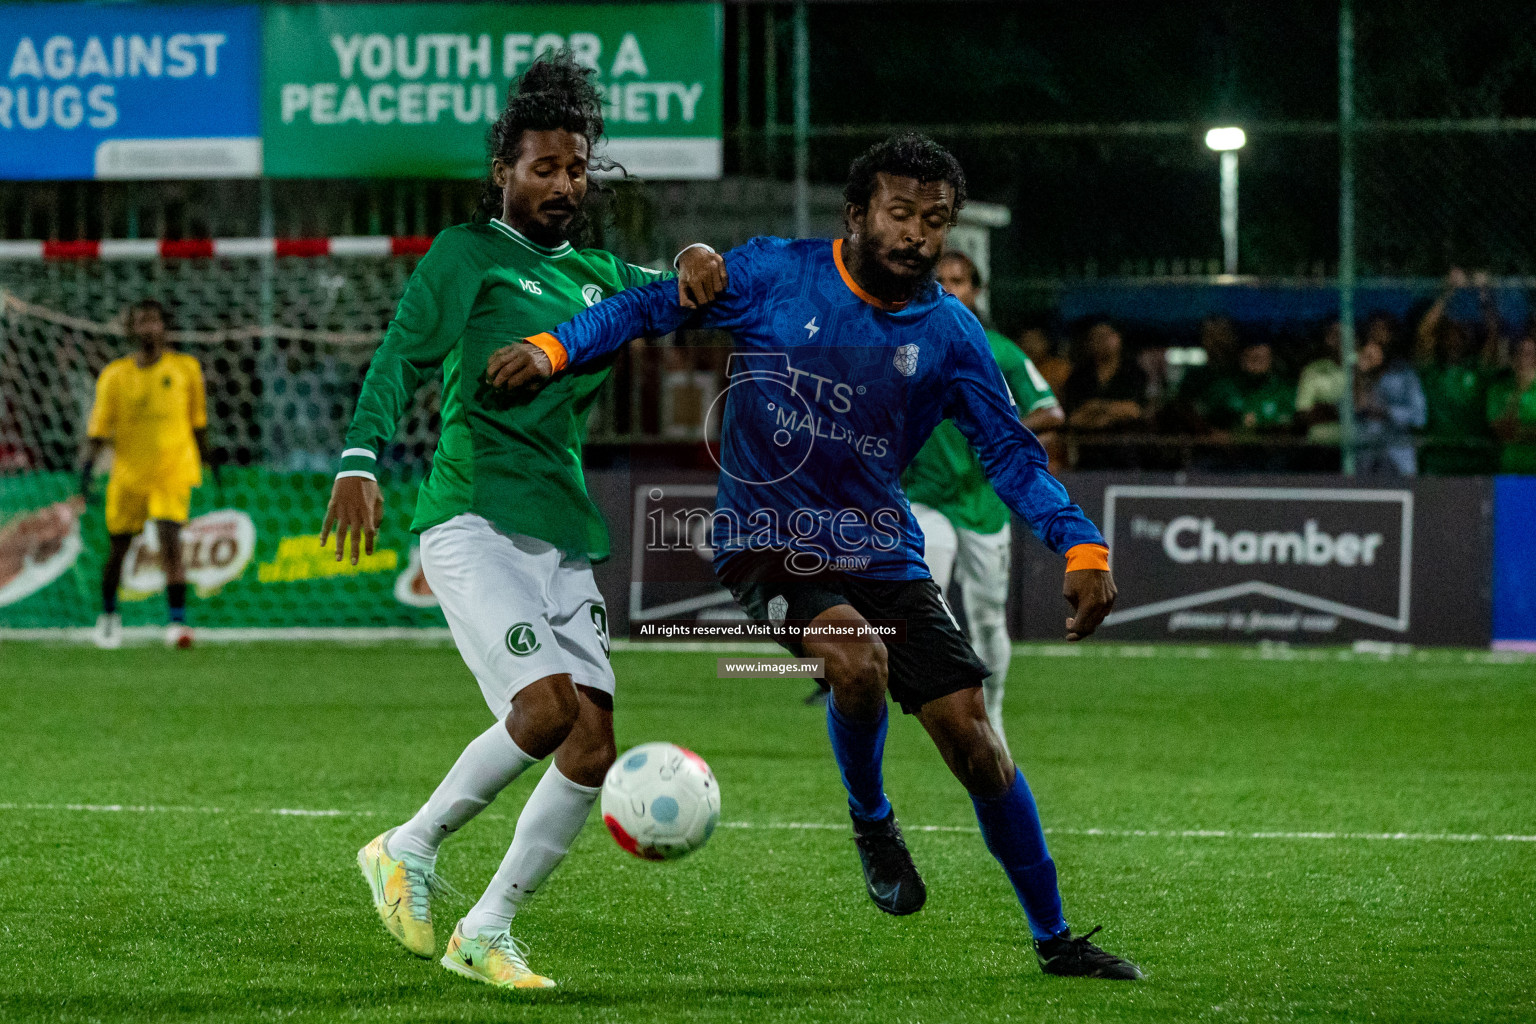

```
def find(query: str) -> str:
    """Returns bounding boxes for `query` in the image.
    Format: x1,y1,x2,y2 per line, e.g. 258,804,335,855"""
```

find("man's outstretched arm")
942,326,1116,641
489,243,749,390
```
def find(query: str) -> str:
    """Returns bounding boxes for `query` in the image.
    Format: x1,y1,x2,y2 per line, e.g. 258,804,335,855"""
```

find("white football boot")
165,623,193,649
92,613,122,649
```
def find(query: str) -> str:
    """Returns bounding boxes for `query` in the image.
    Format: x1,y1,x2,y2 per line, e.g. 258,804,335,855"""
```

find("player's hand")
677,245,728,309
320,475,384,565
1064,567,1116,642
487,342,553,391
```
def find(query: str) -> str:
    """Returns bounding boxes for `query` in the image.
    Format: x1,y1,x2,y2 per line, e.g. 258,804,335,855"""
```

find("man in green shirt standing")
899,251,1065,748
1416,268,1502,474
1198,340,1295,436
1488,333,1536,474
320,53,724,990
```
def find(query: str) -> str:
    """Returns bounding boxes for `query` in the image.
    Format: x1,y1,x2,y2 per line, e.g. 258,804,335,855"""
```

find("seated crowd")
1020,271,1536,475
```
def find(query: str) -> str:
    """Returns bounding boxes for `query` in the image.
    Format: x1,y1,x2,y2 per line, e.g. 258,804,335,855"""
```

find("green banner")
262,2,722,179
0,469,444,629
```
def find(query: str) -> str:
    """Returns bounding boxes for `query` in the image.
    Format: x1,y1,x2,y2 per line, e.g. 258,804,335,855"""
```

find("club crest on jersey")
582,283,604,307
505,622,541,656
893,344,920,377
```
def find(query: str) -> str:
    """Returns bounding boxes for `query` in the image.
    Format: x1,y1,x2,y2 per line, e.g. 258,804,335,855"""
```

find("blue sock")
167,583,187,624
972,767,1068,941
825,695,891,822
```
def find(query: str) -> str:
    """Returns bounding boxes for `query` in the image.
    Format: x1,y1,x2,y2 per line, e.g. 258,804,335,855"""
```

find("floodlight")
1205,127,1247,152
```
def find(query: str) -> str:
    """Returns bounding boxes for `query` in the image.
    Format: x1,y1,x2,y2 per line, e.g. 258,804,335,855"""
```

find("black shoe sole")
1038,959,1145,981
868,889,926,915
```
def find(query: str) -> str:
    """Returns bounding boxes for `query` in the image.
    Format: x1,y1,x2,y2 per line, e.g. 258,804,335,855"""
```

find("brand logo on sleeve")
582,283,604,307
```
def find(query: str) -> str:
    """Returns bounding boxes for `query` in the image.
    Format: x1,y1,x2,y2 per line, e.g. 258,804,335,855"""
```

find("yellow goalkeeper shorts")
104,476,192,536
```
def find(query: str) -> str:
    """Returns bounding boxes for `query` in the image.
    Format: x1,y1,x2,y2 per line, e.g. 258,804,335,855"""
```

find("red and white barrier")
0,236,435,260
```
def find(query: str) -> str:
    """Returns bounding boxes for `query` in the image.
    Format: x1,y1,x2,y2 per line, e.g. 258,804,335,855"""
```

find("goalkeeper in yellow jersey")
79,299,212,649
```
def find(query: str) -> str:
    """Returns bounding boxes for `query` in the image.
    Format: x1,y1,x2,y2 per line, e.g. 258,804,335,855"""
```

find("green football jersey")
1486,373,1536,474
1199,372,1296,433
338,218,670,562
1420,357,1498,474
902,329,1059,535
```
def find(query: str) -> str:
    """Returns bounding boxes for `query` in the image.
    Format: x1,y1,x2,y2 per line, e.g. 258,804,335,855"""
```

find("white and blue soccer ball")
601,741,721,861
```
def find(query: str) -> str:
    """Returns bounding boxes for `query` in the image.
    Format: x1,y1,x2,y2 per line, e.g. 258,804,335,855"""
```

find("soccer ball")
601,741,721,861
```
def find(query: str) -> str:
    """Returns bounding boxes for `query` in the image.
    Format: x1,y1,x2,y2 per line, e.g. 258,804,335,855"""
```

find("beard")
850,233,937,300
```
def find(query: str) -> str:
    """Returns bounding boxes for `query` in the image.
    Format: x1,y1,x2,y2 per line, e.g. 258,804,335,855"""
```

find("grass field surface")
1,641,1532,1022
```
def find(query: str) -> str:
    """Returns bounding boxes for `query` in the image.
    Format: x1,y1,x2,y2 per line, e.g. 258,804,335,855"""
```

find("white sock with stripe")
388,721,538,863
461,764,599,936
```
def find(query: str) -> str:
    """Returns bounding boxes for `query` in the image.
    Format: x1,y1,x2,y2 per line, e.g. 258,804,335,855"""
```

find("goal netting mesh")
0,254,461,630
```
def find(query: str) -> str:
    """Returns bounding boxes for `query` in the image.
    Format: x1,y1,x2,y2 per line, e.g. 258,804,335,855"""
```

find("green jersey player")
320,52,725,990
900,251,1065,747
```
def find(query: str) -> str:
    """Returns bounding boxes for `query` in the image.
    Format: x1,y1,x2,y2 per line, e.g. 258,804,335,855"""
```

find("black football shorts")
718,548,990,714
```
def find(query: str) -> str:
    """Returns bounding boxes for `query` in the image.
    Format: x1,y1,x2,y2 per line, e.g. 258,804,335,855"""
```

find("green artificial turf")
0,641,1532,1023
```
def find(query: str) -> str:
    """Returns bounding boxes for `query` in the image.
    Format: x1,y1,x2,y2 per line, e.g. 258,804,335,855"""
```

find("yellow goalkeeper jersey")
87,352,206,490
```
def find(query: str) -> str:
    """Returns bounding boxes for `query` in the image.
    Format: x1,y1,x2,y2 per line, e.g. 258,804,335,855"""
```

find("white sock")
388,721,539,863
460,764,599,936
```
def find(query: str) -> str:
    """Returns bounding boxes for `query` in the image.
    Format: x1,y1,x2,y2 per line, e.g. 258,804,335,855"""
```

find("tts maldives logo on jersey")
1099,485,1413,640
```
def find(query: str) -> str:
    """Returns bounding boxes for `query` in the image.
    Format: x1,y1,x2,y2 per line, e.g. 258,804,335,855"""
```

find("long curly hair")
474,49,620,243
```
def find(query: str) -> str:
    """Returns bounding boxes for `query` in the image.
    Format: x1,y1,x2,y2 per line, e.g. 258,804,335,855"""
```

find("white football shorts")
418,513,614,719
912,502,1012,605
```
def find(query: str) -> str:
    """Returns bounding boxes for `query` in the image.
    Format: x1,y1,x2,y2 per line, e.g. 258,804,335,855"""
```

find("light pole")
1204,127,1246,275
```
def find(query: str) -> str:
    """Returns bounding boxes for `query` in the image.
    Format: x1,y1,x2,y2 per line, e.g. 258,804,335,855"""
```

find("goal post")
0,239,451,631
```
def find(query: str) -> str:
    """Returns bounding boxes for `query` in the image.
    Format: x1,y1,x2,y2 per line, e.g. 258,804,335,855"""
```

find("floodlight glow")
1205,127,1247,152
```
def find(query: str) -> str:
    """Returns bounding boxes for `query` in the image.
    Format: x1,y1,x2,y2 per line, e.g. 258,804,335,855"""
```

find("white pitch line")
2,802,1532,844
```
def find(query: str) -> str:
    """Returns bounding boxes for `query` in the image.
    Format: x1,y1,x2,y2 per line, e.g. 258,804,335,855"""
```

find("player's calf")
916,687,1013,799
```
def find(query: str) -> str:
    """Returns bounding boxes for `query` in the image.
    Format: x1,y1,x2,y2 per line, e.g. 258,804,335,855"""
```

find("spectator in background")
1415,268,1502,474
1354,330,1426,476
1174,314,1241,407
1063,320,1148,431
1161,313,1241,434
1486,330,1536,474
1198,340,1295,437
1063,319,1149,470
1296,320,1346,447
1016,317,1073,398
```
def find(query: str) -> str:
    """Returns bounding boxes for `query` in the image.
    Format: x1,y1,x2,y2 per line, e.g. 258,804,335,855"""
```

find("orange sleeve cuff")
524,332,569,373
1065,543,1110,573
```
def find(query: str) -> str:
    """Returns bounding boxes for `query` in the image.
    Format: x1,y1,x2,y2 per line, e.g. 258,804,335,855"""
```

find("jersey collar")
490,218,574,258
832,238,909,312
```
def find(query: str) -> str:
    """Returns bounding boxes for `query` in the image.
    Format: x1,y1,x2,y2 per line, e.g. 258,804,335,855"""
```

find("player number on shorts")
505,622,541,656
590,603,610,656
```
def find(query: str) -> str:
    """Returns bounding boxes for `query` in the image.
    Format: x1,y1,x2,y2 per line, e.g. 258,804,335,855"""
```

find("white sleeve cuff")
335,470,377,482
341,448,376,460
672,242,717,271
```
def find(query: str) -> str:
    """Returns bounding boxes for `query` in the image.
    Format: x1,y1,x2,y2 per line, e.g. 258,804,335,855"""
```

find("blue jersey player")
491,134,1142,980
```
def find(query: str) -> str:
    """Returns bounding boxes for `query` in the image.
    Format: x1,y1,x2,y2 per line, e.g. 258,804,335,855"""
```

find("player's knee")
508,674,581,757
968,600,1006,634
822,640,888,716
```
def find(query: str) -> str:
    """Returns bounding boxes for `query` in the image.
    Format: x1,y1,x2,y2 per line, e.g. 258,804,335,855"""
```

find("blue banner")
1492,475,1536,647
0,4,260,180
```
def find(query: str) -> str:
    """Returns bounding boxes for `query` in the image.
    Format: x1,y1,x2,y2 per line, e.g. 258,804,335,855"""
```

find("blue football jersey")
538,236,1106,579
